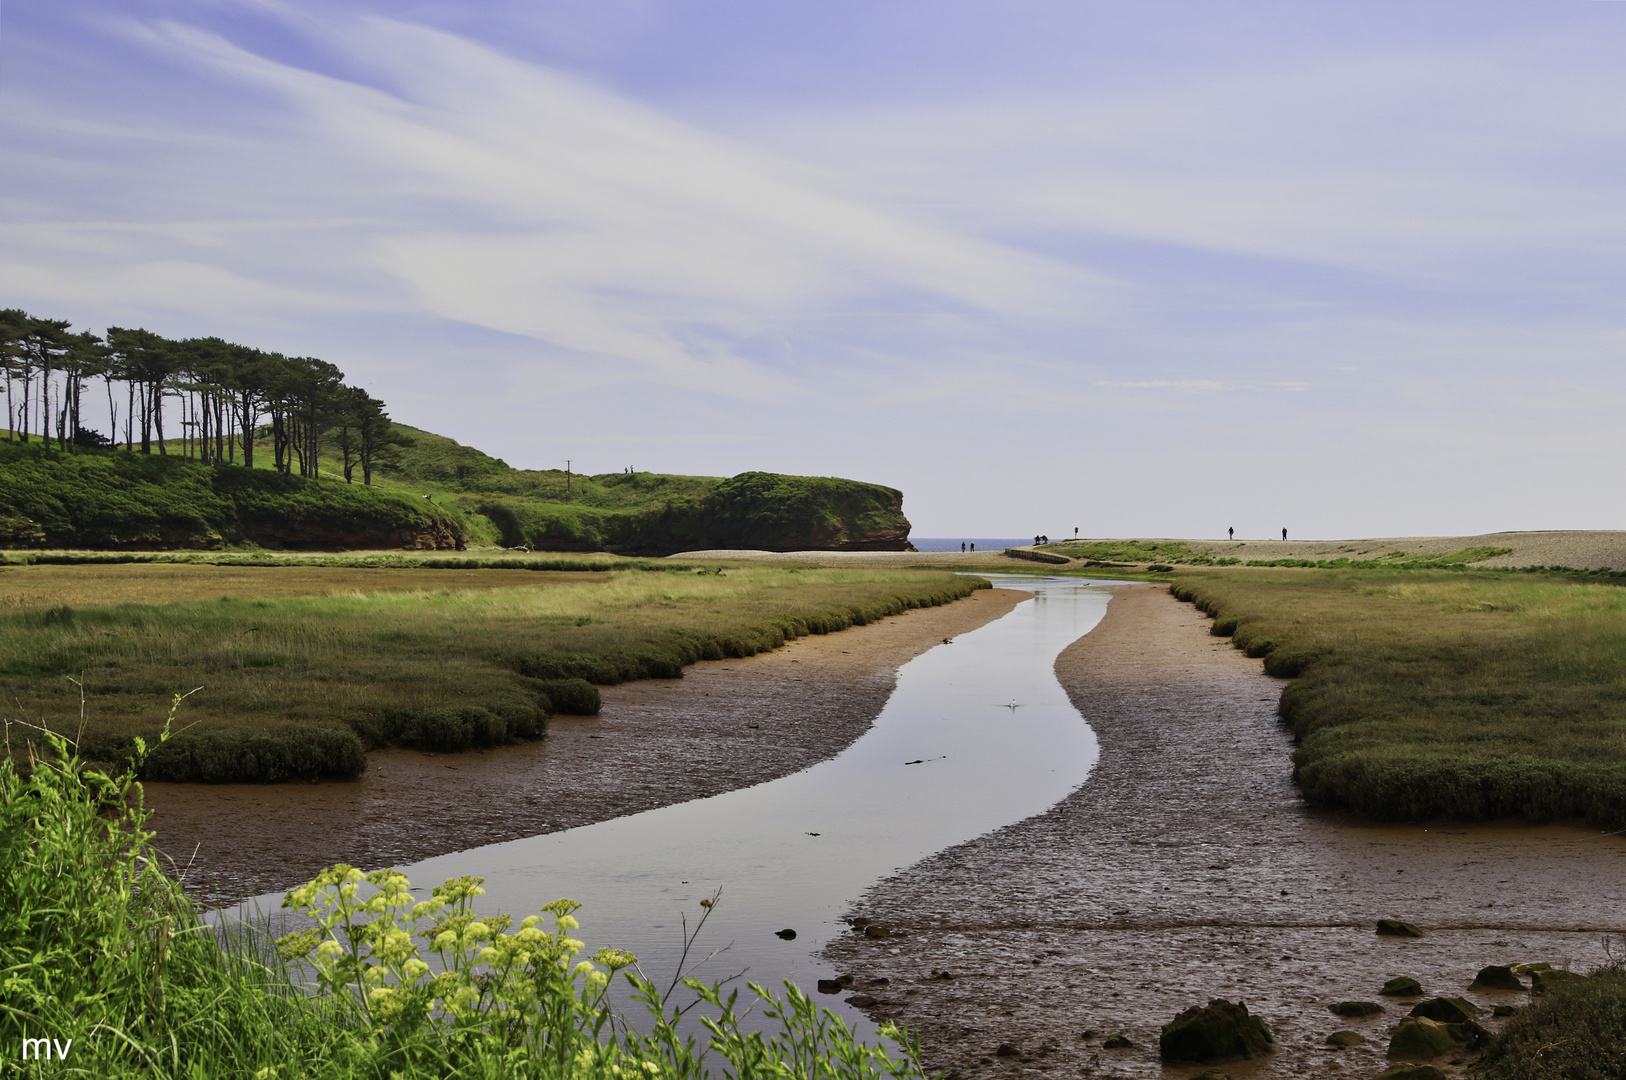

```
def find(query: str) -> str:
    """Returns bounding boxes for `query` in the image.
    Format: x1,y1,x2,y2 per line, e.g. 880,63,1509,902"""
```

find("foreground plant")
1,701,931,1078
274,863,930,1079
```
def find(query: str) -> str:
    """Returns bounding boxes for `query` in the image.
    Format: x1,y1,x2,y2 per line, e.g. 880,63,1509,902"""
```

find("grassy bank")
1171,568,1626,826
0,732,927,1078
0,564,982,782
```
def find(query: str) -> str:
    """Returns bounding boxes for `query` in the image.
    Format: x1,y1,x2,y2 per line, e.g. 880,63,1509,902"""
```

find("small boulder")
863,925,891,939
995,1043,1019,1058
1387,1017,1454,1060
1470,964,1523,991
1102,1034,1133,1049
1378,1065,1446,1080
1511,962,1551,977
1381,977,1423,997
1079,1029,1098,1040
1492,1004,1519,1018
1327,1030,1364,1047
1159,999,1274,1063
845,994,879,1008
816,979,843,995
1532,968,1586,994
775,928,797,940
1328,1001,1384,1017
1408,997,1478,1024
1377,920,1425,938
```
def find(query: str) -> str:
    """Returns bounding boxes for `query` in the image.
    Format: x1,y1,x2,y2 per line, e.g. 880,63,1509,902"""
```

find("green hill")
0,426,914,554
367,425,912,555
0,440,464,550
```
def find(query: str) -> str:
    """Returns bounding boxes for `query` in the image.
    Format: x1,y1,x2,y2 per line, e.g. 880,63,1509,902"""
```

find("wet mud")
144,588,1026,906
822,584,1626,1079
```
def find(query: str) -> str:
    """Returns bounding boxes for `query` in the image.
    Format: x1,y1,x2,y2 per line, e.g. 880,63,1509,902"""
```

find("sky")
4,1,1625,540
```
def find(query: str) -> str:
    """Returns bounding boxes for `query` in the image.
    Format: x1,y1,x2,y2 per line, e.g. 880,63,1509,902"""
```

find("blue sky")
4,1,1625,539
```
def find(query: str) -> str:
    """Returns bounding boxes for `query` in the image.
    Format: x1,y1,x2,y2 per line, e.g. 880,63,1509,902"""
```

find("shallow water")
238,576,1114,1040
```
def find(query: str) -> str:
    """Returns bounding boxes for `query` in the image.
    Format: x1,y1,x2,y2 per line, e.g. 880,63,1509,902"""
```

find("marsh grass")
0,724,930,1078
1480,960,1626,1078
1172,568,1626,825
1,566,980,782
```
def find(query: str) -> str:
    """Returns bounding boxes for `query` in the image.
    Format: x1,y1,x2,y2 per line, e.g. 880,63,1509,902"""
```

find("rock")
1080,1029,1098,1040
816,979,844,995
866,977,888,987
1532,968,1586,994
1408,997,1478,1024
1102,1035,1133,1049
1380,977,1423,997
1159,999,1274,1063
1445,1020,1490,1051
1377,920,1425,938
1470,964,1524,991
1378,1065,1446,1080
863,925,890,939
1326,1030,1364,1047
1387,1017,1454,1060
845,994,879,1008
1492,1004,1519,1018
836,974,856,987
1511,962,1551,977
775,928,797,940
995,1044,1019,1058
1328,1001,1384,1017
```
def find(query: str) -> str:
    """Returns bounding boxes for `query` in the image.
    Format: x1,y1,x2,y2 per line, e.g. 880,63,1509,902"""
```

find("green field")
1,560,981,782
1171,567,1626,826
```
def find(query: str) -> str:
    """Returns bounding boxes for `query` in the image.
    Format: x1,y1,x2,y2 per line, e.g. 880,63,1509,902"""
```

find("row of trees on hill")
0,309,407,484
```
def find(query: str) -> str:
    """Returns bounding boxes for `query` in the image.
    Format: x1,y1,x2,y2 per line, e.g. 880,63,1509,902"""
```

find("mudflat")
143,587,1026,905
822,585,1626,1079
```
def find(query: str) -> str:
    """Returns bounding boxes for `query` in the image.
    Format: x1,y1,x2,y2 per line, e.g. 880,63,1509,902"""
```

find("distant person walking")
970,542,975,552
1282,528,1287,541
1228,527,1233,540
961,541,966,552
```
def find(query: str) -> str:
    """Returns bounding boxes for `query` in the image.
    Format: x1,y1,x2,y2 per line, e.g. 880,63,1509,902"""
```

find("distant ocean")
910,538,1034,552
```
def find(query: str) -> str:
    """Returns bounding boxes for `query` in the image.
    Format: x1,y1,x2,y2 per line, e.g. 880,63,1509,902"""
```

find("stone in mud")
1387,1017,1454,1060
845,994,880,1008
1378,1065,1445,1080
816,979,843,994
1511,962,1551,977
1471,964,1524,991
1377,919,1425,938
1408,997,1478,1024
1381,977,1424,997
995,1043,1019,1058
1532,968,1586,994
1159,999,1273,1063
1102,1034,1133,1049
775,928,797,940
1326,1030,1364,1047
1492,1004,1519,1018
1328,1001,1384,1017
863,925,891,939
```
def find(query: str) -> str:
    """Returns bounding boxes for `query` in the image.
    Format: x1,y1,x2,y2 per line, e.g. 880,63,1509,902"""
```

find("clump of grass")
0,718,930,1078
2,567,982,782
1171,568,1626,826
1479,960,1626,1077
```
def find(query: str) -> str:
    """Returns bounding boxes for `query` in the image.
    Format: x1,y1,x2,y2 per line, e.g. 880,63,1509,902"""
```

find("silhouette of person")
970,542,975,552
1282,528,1287,541
1228,527,1233,540
961,541,966,552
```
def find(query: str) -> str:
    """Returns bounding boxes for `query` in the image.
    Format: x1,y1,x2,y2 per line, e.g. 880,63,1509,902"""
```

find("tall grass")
0,722,930,1078
1,567,982,782
1171,568,1626,826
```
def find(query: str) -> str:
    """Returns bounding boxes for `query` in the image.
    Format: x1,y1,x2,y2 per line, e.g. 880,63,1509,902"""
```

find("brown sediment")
143,587,1027,906
822,584,1626,1079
